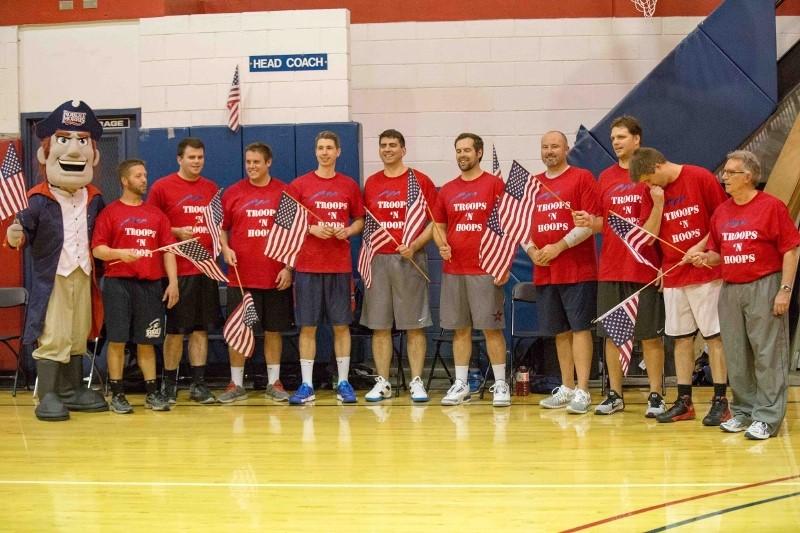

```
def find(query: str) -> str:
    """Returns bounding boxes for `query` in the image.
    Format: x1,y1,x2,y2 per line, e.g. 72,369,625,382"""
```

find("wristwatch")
781,284,792,293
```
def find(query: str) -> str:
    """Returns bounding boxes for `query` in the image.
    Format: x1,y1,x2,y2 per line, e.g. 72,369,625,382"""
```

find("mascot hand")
6,222,23,248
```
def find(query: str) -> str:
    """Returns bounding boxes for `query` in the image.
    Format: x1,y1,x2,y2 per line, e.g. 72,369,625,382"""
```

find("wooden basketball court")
1,385,798,531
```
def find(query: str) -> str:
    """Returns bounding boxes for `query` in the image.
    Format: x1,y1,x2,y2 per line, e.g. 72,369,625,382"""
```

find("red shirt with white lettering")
222,177,287,289
640,165,726,288
598,164,660,283
363,168,438,254
92,200,175,280
288,171,365,274
146,172,219,277
432,171,504,275
529,166,600,285
707,191,800,283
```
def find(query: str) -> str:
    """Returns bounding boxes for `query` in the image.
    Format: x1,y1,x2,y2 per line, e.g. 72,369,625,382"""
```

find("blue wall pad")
138,127,190,180
241,125,296,185
189,126,243,190
699,0,777,103
569,125,617,178
295,122,362,181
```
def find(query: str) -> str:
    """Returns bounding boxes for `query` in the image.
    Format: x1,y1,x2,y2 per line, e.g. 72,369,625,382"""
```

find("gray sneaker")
145,391,171,411
110,393,133,414
594,390,624,415
721,416,750,433
441,379,471,406
161,379,177,405
265,380,290,402
744,420,771,440
189,382,217,404
539,385,574,409
217,382,247,404
566,389,592,414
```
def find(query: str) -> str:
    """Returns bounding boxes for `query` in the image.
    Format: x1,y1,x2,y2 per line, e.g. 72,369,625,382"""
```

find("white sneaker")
744,420,771,440
441,379,471,406
365,376,392,402
566,389,592,414
539,385,574,409
408,376,429,403
490,380,511,407
721,417,749,433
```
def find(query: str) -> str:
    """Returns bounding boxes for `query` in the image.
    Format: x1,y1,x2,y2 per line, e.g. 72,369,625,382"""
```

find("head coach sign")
249,53,328,72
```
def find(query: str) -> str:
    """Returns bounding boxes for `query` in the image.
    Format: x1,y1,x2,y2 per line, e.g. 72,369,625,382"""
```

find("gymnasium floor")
0,386,798,531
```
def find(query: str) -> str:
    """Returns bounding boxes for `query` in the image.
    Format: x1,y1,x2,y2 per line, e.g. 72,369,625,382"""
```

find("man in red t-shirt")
691,151,800,440
361,129,437,403
92,159,179,414
287,131,365,405
147,137,221,405
631,147,731,426
527,131,600,415
432,132,510,407
573,116,666,418
217,142,294,404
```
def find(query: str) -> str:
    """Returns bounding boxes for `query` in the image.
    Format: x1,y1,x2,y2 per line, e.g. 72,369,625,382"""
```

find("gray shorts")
360,252,432,330
440,273,505,331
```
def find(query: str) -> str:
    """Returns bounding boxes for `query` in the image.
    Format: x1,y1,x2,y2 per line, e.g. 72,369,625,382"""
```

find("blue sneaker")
289,383,316,405
336,380,357,404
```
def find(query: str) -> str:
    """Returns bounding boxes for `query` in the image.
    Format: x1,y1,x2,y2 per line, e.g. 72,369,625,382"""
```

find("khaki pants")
33,269,91,363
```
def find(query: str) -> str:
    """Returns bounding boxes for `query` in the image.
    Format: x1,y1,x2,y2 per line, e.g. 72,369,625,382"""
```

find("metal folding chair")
0,287,30,396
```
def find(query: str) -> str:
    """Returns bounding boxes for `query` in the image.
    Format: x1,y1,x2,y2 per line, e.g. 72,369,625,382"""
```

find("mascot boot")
59,355,108,412
35,360,70,421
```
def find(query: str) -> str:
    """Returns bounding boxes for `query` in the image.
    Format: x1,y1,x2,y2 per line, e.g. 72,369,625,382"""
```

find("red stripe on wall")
1,0,799,26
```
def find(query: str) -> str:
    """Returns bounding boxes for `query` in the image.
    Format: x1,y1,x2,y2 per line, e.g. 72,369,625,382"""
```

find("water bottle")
468,368,482,393
515,366,530,396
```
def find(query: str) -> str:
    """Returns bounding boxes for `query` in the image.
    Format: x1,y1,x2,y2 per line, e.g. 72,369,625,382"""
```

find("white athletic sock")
492,364,506,383
230,366,244,387
336,357,351,384
455,365,469,383
267,364,280,385
300,359,314,386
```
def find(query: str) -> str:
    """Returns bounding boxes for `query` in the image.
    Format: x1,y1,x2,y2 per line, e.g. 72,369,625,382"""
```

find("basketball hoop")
632,0,658,17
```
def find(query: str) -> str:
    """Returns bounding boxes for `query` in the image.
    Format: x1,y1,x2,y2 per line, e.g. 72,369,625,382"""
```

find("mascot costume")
6,100,108,421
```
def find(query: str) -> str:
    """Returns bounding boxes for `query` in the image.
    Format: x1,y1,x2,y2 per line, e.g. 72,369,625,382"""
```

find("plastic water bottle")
515,366,530,396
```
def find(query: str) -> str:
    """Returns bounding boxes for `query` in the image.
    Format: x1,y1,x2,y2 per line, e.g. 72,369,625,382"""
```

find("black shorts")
294,272,352,327
537,281,597,336
102,277,165,344
596,281,665,340
166,275,222,334
227,286,294,333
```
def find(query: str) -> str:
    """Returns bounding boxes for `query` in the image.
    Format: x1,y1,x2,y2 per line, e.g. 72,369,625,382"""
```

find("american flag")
202,189,223,257
165,239,228,283
0,144,28,221
608,212,656,270
358,212,394,288
492,144,502,179
227,65,241,132
223,291,259,358
479,160,540,281
598,294,640,376
263,192,308,268
401,168,428,246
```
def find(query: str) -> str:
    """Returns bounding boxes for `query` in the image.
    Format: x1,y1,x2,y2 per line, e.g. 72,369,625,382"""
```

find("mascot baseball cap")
36,100,103,140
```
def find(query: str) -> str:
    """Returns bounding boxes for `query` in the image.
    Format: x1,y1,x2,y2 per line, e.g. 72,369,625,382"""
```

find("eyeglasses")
722,170,748,177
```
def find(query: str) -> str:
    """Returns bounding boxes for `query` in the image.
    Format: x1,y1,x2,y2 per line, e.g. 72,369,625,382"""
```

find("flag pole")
592,261,682,324
283,192,324,223
365,208,431,283
232,262,245,297
107,237,201,266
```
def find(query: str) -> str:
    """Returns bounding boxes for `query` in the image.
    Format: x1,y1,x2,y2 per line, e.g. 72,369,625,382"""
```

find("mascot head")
35,100,103,192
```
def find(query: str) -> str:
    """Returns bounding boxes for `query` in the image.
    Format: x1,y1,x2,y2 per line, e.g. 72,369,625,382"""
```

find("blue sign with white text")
249,54,328,72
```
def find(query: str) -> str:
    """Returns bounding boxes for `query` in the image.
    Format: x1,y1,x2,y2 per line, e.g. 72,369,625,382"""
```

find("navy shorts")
294,272,352,327
102,277,165,344
536,281,597,336
227,286,294,333
166,275,222,334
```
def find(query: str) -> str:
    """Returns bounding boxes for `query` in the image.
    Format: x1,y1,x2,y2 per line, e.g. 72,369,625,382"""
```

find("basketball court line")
560,473,800,532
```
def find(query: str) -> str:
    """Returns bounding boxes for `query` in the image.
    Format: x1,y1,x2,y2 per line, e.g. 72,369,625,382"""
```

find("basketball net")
632,0,658,17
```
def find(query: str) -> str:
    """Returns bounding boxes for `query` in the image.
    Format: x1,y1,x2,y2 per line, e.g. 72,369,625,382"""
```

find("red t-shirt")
432,171,504,275
91,200,175,280
597,164,660,283
146,172,219,277
707,192,800,283
362,168,438,254
641,165,726,288
288,171,365,274
529,166,600,285
222,177,288,289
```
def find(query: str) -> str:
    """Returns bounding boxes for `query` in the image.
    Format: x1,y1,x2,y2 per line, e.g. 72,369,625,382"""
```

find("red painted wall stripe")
1,0,799,26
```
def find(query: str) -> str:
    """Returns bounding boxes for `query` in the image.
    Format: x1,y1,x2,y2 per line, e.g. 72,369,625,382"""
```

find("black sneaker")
145,391,171,411
702,396,732,426
189,382,216,404
655,395,695,423
110,393,133,414
161,379,178,405
645,392,666,418
594,390,624,415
